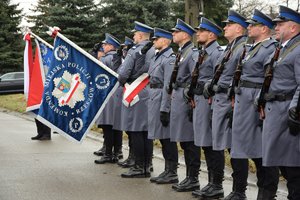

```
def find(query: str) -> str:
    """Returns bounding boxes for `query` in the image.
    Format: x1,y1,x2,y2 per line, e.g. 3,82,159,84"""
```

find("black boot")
121,164,150,178
172,176,199,192
118,148,135,168
150,160,168,183
224,192,247,200
114,147,123,160
192,171,213,197
257,188,277,200
173,167,199,192
38,134,51,140
224,180,247,200
94,144,106,156
31,134,42,140
200,172,224,199
156,161,178,184
94,154,117,164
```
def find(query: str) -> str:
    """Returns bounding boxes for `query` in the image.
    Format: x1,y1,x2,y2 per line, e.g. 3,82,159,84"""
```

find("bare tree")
233,0,269,18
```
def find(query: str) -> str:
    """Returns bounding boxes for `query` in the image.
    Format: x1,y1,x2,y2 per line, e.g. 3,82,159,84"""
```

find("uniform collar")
205,40,219,55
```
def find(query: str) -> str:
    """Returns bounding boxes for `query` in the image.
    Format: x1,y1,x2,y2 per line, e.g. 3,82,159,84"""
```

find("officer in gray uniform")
169,19,200,192
147,28,178,184
230,10,279,200
190,17,224,199
118,21,155,178
95,33,123,164
117,36,135,168
203,10,248,199
261,6,300,200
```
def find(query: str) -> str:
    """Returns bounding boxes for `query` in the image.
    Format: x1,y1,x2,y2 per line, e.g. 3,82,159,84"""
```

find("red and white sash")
122,73,149,107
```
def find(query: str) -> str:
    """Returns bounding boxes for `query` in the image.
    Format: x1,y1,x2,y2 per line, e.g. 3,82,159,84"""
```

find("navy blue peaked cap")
152,28,173,40
102,33,121,48
223,10,249,28
247,9,274,28
195,17,223,36
122,36,134,46
131,21,153,33
273,5,300,24
171,19,196,36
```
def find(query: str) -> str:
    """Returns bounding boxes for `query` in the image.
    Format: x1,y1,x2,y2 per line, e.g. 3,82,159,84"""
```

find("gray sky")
11,0,299,27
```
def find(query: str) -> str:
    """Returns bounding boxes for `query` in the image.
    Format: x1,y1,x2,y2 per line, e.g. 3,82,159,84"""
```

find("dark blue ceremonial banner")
38,41,53,76
37,35,119,143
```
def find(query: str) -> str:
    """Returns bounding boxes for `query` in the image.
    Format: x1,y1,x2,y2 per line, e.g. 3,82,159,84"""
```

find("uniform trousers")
202,146,224,177
130,131,153,166
160,139,178,163
231,158,279,192
280,166,300,200
100,125,122,155
35,118,51,137
180,141,200,176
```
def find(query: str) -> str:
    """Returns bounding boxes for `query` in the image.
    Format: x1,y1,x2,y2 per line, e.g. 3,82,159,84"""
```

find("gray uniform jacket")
193,41,223,147
170,41,197,142
212,36,247,150
263,34,300,167
118,40,155,132
96,51,119,126
147,47,175,139
231,38,277,159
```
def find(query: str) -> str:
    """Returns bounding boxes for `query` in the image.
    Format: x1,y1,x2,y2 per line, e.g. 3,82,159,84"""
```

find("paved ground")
0,110,288,200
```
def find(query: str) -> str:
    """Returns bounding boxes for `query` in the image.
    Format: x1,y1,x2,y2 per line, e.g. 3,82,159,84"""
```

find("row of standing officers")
92,5,300,200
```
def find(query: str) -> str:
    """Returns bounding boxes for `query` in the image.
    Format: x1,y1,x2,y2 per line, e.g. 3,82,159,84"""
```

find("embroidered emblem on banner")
69,117,83,133
95,74,110,90
52,71,86,108
54,45,69,61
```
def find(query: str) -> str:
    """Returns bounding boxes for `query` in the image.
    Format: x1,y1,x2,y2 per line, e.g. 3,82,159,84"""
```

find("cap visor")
272,17,286,22
170,27,180,32
246,19,257,24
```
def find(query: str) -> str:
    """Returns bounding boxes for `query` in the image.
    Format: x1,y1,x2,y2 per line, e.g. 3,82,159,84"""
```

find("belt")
264,93,294,102
193,82,205,95
173,82,189,90
239,80,262,89
149,83,163,89
215,85,229,94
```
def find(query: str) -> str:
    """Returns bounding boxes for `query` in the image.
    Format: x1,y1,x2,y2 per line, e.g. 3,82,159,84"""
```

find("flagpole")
30,32,54,49
47,26,119,78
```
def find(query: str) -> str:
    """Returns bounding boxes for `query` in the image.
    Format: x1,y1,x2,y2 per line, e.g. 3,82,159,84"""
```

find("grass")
0,94,27,113
0,93,257,173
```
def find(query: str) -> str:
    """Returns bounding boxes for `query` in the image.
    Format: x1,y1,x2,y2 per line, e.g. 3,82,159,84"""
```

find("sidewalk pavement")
0,109,288,200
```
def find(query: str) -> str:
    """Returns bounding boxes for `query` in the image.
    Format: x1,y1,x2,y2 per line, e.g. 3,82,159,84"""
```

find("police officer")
261,6,300,200
203,10,248,199
117,36,136,168
230,9,280,200
121,36,134,60
147,28,178,184
118,21,155,178
190,17,224,199
94,33,123,164
169,19,200,192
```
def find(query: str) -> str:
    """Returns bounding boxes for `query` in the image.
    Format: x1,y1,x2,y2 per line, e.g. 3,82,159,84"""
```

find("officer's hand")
183,86,191,103
225,108,233,128
140,41,153,54
288,107,300,136
160,111,170,127
203,81,215,99
116,48,123,56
